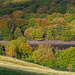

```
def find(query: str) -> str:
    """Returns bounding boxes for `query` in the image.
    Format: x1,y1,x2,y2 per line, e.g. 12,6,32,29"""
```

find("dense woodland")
0,0,75,73
0,0,75,41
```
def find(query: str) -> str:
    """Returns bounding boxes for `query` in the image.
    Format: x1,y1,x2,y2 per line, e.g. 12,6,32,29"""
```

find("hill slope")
0,55,75,75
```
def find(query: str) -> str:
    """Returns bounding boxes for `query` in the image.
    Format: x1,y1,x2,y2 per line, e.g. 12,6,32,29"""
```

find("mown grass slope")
0,67,47,75
0,55,75,75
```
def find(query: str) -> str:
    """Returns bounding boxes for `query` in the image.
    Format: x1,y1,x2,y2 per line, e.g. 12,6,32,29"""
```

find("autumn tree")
0,18,8,28
51,13,63,18
35,27,45,40
30,44,55,65
52,18,68,25
46,15,54,21
24,27,35,40
5,40,16,57
5,36,26,57
18,43,33,58
11,10,24,18
71,20,75,25
35,18,50,27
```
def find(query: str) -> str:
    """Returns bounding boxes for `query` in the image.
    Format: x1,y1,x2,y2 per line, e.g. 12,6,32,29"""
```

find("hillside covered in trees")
0,0,75,74
0,0,75,41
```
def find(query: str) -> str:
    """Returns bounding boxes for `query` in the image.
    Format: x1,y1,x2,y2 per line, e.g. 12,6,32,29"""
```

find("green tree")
28,18,36,28
31,44,55,65
0,29,3,40
14,18,28,31
61,25,73,41
46,26,56,40
14,27,23,39
24,27,35,40
35,27,45,40
1,26,10,40
64,13,74,22
54,47,75,71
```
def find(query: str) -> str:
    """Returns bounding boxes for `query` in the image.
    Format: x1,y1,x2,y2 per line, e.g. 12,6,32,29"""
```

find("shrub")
54,47,75,71
0,49,5,55
70,61,75,72
0,44,5,55
45,59,54,68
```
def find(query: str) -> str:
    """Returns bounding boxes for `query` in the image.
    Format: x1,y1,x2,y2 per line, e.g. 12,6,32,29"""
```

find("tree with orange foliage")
35,18,50,27
0,18,8,28
11,10,24,18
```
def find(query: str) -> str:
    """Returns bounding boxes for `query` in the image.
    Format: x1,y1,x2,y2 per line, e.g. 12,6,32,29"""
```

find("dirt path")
0,40,75,46
29,40,75,45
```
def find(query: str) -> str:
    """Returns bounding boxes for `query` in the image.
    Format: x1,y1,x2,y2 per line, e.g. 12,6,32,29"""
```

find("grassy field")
0,55,75,75
0,67,47,75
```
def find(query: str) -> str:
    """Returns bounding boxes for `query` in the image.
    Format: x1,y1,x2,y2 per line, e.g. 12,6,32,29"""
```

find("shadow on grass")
0,67,50,75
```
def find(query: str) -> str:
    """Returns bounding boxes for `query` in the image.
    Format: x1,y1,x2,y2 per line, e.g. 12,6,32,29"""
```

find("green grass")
0,55,75,75
0,67,48,75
